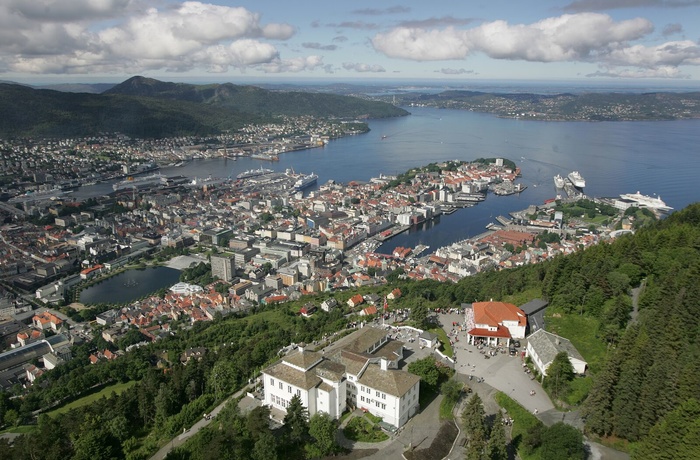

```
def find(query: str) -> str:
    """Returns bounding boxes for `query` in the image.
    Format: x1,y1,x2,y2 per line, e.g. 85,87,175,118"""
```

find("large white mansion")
262,326,420,428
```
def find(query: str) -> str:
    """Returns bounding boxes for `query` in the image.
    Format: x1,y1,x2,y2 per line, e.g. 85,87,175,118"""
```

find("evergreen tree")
540,422,584,460
283,394,309,446
251,431,278,460
486,412,508,460
633,398,700,460
307,411,339,458
543,351,574,401
462,393,487,459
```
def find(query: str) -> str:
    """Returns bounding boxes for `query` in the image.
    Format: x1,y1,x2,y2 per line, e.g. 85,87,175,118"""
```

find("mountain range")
0,76,409,138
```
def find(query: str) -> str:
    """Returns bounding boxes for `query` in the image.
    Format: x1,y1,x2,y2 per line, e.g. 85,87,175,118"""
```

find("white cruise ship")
553,174,565,188
567,171,586,188
294,173,318,190
620,192,673,211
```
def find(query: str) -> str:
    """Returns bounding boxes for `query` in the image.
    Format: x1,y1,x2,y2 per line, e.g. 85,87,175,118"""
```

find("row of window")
359,395,386,410
359,385,387,399
270,378,301,397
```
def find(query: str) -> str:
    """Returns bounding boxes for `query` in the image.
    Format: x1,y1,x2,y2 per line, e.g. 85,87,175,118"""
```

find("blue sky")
2,0,700,84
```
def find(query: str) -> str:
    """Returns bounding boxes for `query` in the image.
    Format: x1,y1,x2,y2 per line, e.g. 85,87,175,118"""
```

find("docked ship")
294,173,318,190
113,173,167,191
619,192,673,211
553,174,565,188
237,167,274,179
567,171,586,188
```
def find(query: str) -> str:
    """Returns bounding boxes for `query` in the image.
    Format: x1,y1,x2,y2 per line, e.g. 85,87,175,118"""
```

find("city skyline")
2,0,700,85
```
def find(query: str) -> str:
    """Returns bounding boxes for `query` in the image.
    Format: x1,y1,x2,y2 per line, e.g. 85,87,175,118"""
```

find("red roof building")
466,301,526,346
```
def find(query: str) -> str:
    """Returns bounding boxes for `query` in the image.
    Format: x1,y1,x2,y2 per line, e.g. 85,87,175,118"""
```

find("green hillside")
0,77,407,138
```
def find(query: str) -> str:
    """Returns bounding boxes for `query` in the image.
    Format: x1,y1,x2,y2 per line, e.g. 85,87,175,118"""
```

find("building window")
376,391,380,397
360,385,364,392
288,385,292,393
296,389,301,396
270,378,274,386
381,393,386,399
361,396,365,402
381,403,386,410
279,382,283,389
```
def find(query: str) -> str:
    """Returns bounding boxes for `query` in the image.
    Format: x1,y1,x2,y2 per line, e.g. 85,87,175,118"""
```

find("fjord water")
83,106,699,254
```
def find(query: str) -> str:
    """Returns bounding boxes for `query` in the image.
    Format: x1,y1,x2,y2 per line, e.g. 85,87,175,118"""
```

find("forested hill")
105,76,409,119
396,90,700,121
0,77,407,138
581,203,700,457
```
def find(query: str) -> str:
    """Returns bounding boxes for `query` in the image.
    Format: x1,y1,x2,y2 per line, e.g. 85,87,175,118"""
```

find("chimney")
380,357,389,371
298,342,306,353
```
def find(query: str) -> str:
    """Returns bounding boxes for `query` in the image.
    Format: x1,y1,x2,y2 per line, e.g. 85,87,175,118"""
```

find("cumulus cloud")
256,55,324,73
352,6,411,15
0,1,305,75
371,12,700,77
662,23,683,36
302,42,338,51
563,0,700,12
342,62,386,72
437,68,476,75
4,0,138,21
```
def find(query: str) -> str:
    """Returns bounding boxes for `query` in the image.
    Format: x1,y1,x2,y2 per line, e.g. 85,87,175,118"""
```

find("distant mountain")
105,76,409,118
0,76,408,138
396,89,700,121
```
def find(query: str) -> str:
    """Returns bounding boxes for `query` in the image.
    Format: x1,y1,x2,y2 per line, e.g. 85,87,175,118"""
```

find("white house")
526,329,587,376
262,327,420,429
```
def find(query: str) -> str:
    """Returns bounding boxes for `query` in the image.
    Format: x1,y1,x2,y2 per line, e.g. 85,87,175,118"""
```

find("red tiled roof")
468,326,512,339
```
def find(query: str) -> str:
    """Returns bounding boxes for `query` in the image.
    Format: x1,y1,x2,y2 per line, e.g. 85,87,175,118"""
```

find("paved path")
149,383,253,460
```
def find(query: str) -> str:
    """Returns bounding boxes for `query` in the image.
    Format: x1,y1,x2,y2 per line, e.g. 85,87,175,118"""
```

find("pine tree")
486,412,508,460
283,394,309,446
462,393,487,459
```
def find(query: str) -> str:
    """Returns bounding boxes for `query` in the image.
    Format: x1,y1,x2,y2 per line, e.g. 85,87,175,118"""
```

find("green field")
46,380,137,418
545,311,608,374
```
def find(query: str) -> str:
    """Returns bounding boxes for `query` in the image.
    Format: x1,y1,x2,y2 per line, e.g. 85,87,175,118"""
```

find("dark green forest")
1,203,699,459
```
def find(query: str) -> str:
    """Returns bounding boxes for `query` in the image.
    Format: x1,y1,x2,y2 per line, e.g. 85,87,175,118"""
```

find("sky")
2,0,700,85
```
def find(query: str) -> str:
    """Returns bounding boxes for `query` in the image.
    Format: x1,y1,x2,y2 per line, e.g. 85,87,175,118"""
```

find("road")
149,383,252,460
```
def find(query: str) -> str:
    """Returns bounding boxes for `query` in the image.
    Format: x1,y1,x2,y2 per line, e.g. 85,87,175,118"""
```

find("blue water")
79,266,180,305
75,107,700,254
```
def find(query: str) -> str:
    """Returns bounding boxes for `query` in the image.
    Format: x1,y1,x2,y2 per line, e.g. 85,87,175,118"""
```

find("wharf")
496,215,512,226
376,225,410,242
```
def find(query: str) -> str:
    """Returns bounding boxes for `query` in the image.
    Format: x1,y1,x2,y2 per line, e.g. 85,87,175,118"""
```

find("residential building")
526,329,587,376
262,327,420,429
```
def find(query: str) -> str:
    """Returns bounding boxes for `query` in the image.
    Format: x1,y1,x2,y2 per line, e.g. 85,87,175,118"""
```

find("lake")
79,266,181,305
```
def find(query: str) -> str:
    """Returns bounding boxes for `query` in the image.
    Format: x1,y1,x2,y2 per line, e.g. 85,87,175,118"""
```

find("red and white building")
465,301,526,346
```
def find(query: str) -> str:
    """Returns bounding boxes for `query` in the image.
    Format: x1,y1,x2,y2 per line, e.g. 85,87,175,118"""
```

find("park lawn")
503,288,543,309
46,380,137,418
545,311,607,374
429,327,453,358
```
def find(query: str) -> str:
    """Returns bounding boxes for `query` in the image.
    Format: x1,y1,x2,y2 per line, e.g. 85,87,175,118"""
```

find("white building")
526,329,587,376
262,327,420,429
466,301,526,346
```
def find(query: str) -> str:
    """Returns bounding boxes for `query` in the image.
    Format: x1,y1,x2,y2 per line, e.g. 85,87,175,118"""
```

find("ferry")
567,171,586,188
237,167,274,179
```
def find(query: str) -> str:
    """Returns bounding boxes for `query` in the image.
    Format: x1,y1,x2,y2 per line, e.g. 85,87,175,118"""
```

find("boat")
237,167,274,179
251,153,279,161
294,173,318,190
112,173,168,191
619,191,673,211
553,174,565,188
567,171,586,188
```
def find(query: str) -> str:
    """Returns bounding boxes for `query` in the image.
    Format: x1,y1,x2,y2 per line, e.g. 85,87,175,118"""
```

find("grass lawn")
503,288,543,309
429,327,453,358
0,425,35,435
439,396,456,420
566,376,593,406
46,380,137,418
545,310,608,373
494,392,542,460
343,414,389,442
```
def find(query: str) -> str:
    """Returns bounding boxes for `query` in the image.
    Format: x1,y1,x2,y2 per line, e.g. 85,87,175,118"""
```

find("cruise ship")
113,173,168,191
237,167,274,179
553,174,565,188
567,171,586,188
619,192,673,211
294,173,318,190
